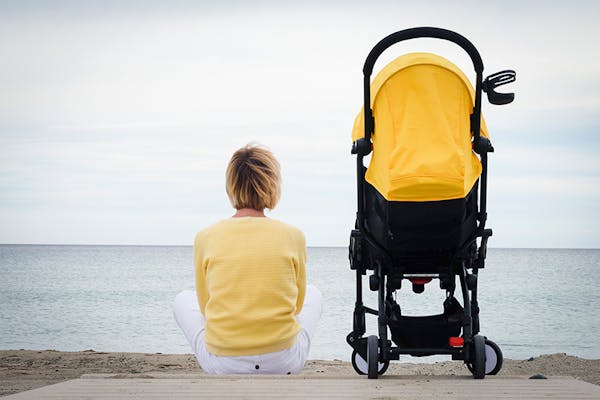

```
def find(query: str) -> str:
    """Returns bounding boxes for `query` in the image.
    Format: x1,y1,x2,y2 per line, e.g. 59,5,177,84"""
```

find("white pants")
173,284,323,374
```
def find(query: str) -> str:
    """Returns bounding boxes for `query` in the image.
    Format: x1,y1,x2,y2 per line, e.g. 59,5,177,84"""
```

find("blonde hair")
226,144,281,210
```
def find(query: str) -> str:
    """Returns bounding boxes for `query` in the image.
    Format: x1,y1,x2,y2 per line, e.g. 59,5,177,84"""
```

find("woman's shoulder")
265,218,305,242
195,217,305,244
194,219,231,242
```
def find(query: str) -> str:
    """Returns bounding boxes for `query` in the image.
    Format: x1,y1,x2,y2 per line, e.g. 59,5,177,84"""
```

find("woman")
173,144,322,374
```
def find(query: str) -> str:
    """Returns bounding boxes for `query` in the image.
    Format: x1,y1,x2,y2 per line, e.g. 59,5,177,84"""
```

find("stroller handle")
361,27,485,145
363,27,484,76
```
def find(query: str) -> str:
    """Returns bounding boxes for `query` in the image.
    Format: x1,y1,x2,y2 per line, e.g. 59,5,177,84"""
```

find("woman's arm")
294,232,307,315
193,235,209,315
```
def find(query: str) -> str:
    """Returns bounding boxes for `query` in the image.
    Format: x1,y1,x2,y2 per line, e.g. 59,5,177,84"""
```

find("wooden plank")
4,376,600,400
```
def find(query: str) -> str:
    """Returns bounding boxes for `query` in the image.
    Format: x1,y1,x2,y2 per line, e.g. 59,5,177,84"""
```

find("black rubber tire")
485,339,503,375
378,358,390,376
467,338,504,376
472,335,486,379
366,335,379,379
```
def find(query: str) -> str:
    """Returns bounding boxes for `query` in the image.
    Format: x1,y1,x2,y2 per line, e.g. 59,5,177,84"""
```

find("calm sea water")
1,245,598,361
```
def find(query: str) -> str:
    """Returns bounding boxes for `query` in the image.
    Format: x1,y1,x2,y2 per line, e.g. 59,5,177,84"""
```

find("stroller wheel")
483,339,503,375
470,335,486,379
351,349,390,376
366,335,384,379
467,338,503,376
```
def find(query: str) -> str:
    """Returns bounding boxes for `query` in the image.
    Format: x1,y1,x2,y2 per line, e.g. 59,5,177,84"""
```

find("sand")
1,350,598,397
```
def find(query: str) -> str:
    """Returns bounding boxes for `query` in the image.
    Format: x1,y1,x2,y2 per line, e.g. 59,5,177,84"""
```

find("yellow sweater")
193,217,306,356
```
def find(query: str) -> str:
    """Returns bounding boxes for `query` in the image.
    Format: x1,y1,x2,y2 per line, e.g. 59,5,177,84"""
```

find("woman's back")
194,217,306,356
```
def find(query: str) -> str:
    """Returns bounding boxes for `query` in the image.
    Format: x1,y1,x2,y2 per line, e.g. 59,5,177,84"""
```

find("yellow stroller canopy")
352,52,489,202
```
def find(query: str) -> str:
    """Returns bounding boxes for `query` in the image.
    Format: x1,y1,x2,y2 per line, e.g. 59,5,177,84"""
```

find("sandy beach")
1,350,598,397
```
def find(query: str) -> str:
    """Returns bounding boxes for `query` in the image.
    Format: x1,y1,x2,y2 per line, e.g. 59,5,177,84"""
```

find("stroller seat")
346,27,515,379
364,179,479,254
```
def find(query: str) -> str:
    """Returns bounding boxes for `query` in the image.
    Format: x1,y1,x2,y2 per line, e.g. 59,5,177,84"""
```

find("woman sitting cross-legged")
173,143,323,374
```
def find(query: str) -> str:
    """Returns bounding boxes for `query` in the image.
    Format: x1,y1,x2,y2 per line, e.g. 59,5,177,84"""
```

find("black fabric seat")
365,180,478,252
364,180,478,273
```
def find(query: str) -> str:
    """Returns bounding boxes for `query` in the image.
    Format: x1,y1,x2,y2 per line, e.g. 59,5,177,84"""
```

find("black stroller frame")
347,27,515,379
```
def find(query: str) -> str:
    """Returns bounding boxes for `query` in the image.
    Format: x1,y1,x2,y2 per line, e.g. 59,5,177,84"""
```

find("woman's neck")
233,208,266,218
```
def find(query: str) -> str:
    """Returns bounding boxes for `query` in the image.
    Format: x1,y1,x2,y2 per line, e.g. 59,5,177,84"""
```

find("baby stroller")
347,27,515,379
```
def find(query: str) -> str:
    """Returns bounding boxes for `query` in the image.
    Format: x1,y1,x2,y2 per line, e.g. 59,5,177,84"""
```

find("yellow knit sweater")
193,217,306,356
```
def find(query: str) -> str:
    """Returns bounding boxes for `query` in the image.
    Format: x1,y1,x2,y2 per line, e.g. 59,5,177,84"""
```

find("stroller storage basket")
389,309,463,349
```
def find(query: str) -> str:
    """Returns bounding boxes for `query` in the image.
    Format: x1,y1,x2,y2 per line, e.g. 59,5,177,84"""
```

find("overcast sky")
1,0,599,248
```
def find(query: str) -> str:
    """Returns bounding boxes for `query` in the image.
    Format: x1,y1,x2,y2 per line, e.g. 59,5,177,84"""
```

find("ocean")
1,245,598,362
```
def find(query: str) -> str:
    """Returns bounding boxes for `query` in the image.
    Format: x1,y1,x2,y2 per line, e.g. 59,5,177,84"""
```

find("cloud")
1,1,599,247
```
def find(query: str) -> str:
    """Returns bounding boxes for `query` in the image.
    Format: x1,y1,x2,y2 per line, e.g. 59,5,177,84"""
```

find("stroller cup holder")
483,70,516,105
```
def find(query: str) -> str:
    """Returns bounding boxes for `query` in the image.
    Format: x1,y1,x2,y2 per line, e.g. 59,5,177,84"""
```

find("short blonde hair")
226,144,281,210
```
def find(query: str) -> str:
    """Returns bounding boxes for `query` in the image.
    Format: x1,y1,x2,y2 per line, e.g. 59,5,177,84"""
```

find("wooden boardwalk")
4,374,600,399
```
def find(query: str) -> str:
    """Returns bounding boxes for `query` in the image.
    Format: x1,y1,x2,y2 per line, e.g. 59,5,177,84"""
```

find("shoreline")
1,350,599,397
